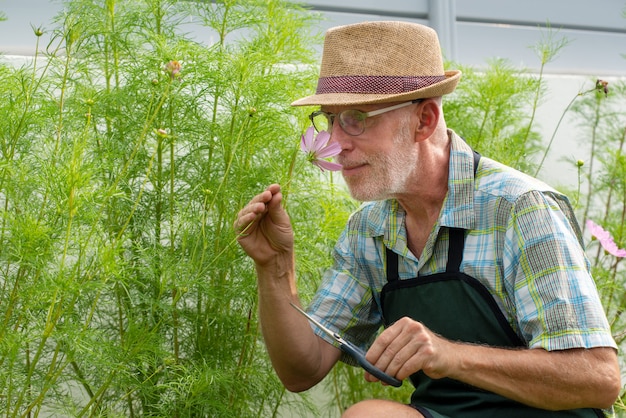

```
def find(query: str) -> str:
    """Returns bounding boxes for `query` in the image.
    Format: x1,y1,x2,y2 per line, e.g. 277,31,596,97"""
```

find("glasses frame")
309,99,422,136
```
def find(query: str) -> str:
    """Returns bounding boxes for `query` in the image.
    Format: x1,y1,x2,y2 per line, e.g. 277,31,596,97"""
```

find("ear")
414,99,440,141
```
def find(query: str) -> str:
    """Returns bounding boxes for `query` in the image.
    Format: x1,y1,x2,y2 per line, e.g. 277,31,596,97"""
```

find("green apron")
380,227,603,418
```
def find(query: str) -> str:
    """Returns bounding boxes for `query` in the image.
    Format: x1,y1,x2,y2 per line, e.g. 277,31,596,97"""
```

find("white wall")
3,0,625,75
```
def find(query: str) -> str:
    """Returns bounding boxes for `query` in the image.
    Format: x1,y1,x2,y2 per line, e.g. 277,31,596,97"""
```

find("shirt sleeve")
306,225,385,366
505,190,616,350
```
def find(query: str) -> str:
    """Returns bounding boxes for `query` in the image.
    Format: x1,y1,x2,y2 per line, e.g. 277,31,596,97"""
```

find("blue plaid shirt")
307,130,616,358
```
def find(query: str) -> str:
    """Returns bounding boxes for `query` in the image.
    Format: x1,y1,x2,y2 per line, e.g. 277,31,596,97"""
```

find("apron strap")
386,227,466,280
472,149,481,176
386,248,399,282
446,228,465,272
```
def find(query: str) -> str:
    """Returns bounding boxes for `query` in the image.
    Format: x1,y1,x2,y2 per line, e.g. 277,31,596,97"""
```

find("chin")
347,187,389,202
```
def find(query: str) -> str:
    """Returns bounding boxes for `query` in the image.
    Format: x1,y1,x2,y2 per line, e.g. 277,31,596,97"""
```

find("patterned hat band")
316,75,447,95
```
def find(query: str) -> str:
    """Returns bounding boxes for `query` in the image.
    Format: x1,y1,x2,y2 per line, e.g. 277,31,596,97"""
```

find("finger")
263,185,285,214
362,370,391,385
366,322,404,365
265,183,281,195
234,213,257,237
267,190,282,208
363,371,379,383
385,336,427,380
261,188,292,229
233,185,284,235
368,318,426,377
234,201,268,235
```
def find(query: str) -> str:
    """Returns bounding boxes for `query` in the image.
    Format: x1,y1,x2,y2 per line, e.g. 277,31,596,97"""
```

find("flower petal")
316,142,342,159
301,126,315,152
587,219,626,258
312,130,331,153
586,219,611,242
600,237,626,258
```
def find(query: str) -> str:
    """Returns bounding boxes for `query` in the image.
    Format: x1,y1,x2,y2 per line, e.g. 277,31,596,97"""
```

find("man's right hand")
234,184,294,266
234,184,340,391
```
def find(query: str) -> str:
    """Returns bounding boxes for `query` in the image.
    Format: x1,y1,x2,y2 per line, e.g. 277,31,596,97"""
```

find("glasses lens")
339,110,366,135
311,112,331,132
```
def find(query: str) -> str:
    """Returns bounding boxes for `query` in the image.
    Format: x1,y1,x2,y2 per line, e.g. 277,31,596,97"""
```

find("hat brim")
291,70,461,107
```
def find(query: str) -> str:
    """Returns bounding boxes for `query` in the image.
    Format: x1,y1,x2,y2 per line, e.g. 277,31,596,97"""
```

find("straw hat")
291,21,461,107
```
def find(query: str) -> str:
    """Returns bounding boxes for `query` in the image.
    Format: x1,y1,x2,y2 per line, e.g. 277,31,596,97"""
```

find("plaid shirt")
307,130,616,357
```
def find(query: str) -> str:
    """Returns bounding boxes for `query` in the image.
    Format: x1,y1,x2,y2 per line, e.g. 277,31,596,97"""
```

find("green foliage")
319,363,413,416
444,59,542,173
569,80,626,348
0,0,351,416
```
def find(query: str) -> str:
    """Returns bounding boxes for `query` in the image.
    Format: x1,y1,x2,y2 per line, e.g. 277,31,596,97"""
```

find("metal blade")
290,302,342,343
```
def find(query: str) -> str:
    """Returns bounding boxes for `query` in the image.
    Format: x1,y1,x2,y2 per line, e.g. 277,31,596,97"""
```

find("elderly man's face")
327,104,419,202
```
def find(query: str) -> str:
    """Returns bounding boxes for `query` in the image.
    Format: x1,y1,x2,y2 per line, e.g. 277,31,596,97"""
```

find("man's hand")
364,317,454,383
233,184,341,391
234,184,294,266
363,316,620,410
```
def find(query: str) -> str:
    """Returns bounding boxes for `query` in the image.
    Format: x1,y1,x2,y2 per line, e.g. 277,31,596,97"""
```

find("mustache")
335,156,367,168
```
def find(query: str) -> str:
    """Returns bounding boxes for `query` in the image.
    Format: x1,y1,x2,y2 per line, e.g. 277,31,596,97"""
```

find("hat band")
316,75,446,95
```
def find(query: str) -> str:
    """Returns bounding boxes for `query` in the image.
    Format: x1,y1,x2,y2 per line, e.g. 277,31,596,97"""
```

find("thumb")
265,190,290,226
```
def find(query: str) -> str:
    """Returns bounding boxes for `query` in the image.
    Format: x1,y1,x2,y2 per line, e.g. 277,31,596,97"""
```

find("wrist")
254,249,294,270
255,251,296,289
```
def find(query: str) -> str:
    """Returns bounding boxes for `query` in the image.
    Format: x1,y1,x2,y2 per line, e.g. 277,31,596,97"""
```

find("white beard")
341,115,417,201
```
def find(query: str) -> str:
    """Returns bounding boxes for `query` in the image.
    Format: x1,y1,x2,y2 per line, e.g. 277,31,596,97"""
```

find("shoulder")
474,157,582,242
476,157,561,202
475,157,577,220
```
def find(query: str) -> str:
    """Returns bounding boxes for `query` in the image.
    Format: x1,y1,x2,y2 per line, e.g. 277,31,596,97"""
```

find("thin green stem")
281,144,301,207
535,86,599,177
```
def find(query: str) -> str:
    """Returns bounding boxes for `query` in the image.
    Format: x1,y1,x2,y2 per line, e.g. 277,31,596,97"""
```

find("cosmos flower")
300,127,342,172
586,219,626,258
164,60,182,80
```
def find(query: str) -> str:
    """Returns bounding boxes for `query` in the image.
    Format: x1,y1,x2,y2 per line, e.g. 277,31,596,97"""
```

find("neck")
395,130,450,257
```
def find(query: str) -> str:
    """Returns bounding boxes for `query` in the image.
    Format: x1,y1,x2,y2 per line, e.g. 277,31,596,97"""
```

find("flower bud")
595,79,609,97
164,60,182,80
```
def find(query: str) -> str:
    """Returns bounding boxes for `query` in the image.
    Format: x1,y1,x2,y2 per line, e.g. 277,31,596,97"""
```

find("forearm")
256,252,338,392
447,344,620,410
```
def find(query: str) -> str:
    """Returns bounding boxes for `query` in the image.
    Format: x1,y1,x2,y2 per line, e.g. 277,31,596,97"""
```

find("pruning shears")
290,302,402,387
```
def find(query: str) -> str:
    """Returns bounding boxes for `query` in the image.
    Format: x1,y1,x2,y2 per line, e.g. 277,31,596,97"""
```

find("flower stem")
281,144,301,207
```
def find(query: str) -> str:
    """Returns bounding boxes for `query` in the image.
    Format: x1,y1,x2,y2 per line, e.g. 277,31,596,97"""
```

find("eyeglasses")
308,99,422,136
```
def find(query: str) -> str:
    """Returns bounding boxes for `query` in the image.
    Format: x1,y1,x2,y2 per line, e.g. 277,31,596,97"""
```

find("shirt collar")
360,130,477,244
438,130,477,230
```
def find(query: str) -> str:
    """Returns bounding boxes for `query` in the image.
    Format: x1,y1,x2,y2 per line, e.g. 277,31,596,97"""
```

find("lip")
341,163,366,175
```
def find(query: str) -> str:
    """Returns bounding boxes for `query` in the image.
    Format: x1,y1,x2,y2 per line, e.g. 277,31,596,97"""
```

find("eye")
341,110,366,127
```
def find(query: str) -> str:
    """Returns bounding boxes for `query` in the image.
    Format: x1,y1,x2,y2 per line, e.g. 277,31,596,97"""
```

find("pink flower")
164,60,181,80
586,219,626,258
300,127,342,172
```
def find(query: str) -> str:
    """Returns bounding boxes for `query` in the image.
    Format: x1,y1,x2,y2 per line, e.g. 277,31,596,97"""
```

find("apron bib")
380,227,602,418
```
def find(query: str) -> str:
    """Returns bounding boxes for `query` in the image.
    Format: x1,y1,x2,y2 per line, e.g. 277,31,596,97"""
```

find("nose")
328,121,353,152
